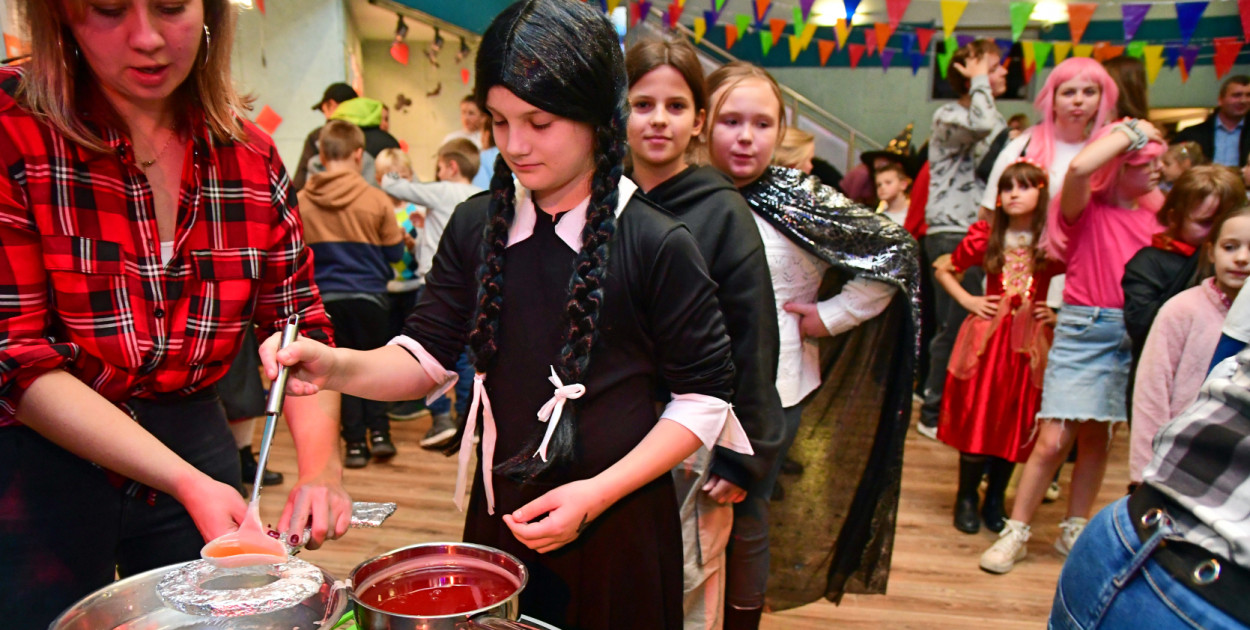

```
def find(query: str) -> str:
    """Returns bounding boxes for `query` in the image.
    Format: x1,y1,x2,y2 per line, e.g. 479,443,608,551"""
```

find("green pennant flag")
1009,2,1034,42
793,6,805,36
716,0,727,10
736,13,751,37
1032,40,1052,67
937,36,957,79
761,30,773,56
1127,40,1146,59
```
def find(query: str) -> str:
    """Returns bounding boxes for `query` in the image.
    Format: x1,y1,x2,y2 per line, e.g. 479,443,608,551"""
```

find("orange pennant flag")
770,17,787,44
834,18,852,48
726,24,739,50
1067,3,1096,44
874,23,894,52
818,39,836,66
755,0,771,23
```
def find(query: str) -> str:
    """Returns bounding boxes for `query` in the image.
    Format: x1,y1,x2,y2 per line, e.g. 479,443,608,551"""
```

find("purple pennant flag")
704,8,719,26
881,48,896,72
956,34,976,49
1179,44,1200,72
995,38,1014,55
1175,2,1208,45
1164,45,1181,68
843,0,863,19
638,1,652,24
901,31,916,55
910,51,925,75
1121,4,1150,42
800,0,817,20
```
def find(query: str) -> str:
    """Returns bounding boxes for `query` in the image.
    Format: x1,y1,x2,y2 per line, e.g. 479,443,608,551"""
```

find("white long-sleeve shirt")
753,215,898,407
381,178,482,285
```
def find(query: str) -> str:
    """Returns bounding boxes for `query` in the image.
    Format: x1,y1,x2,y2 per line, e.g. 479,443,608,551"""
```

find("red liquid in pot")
357,558,520,616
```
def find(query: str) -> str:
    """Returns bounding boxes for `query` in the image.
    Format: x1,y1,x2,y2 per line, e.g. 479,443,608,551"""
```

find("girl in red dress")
933,161,1061,535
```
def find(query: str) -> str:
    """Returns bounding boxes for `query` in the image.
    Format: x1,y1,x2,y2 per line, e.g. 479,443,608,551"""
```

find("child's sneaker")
980,519,1031,574
344,441,370,469
1044,480,1061,503
1054,517,1088,556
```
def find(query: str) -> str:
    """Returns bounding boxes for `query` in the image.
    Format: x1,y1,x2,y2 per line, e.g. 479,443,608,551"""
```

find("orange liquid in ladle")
201,502,288,567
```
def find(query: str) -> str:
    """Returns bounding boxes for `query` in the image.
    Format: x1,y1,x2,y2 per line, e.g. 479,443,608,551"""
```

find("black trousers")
920,232,985,427
325,297,392,442
0,389,241,630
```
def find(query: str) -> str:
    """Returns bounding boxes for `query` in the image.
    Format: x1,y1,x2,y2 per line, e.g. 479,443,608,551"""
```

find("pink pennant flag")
1240,0,1250,42
915,27,936,53
865,31,878,56
886,0,911,29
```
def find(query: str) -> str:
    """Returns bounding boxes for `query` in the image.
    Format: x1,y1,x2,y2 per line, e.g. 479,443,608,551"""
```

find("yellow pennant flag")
1052,41,1072,64
675,0,685,6
1022,40,1035,68
693,17,707,43
1073,43,1094,58
940,0,968,41
789,34,803,61
799,22,819,50
607,0,623,14
834,18,852,49
1144,44,1164,84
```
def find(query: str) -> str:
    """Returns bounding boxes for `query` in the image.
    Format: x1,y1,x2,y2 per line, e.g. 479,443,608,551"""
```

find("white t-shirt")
980,130,1086,212
441,128,482,149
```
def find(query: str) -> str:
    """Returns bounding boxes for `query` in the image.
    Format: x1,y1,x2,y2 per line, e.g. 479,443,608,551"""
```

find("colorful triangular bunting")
667,2,684,28
818,39,836,66
1067,3,1096,44
886,0,911,29
694,17,708,43
911,51,925,75
834,19,851,49
940,0,968,42
1215,37,1245,79
1009,3,1033,43
725,23,739,50
752,0,771,25
1179,44,1200,76
844,0,863,19
789,34,803,61
1073,43,1094,58
875,23,894,52
1176,2,1208,46
848,43,865,68
800,0,816,20
760,30,773,56
1121,4,1150,42
1052,41,1072,64
915,27,936,53
1126,41,1146,59
1165,45,1180,69
1241,0,1250,42
769,17,787,44
793,6,805,36
881,49,896,72
799,23,819,50
1033,41,1052,67
1144,44,1164,83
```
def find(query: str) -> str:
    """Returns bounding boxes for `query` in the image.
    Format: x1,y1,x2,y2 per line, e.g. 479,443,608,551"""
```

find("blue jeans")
1049,497,1245,630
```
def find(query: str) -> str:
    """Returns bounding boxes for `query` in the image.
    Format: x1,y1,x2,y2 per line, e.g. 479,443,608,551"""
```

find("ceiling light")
1030,1,1068,26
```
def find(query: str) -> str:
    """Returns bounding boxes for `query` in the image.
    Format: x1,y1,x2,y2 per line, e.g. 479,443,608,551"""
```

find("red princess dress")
937,220,1062,463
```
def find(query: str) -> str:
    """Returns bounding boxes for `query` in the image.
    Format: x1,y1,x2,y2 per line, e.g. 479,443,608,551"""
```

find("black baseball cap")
312,83,358,111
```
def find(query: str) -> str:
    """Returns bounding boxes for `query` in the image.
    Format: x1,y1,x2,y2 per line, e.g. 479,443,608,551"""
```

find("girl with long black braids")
260,2,749,628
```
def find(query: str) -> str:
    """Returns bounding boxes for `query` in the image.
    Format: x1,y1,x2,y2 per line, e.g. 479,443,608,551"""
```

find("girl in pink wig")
980,119,1166,575
981,58,1121,259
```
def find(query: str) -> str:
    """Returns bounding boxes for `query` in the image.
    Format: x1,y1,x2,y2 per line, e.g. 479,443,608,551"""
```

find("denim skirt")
1036,305,1131,423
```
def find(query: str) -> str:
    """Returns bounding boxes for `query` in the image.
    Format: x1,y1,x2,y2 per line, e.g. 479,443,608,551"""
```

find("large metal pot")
49,559,347,629
348,542,552,630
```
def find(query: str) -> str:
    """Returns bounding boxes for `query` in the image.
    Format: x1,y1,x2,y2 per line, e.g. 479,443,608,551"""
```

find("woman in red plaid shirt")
0,2,352,626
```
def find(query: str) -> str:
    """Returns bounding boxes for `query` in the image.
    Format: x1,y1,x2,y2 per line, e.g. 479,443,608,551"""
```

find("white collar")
508,176,638,251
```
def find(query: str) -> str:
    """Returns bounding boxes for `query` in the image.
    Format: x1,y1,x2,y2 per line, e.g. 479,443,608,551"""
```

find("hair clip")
1011,156,1046,171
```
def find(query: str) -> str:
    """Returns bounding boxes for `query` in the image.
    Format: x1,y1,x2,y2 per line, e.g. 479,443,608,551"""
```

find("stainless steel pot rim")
347,541,530,620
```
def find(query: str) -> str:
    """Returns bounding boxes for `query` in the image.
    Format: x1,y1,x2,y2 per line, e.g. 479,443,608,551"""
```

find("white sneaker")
1054,517,1087,556
916,422,938,440
980,519,1031,574
1044,480,1061,503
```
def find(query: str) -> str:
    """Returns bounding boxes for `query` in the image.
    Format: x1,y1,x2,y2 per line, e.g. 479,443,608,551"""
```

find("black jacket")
1172,113,1250,167
643,166,785,489
1123,245,1203,363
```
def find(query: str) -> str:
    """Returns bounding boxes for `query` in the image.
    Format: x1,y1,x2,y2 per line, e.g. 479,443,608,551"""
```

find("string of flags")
603,0,1250,84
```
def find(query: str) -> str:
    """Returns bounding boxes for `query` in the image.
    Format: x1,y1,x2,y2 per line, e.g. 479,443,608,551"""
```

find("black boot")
239,446,284,486
982,457,1014,533
954,453,984,534
724,605,764,630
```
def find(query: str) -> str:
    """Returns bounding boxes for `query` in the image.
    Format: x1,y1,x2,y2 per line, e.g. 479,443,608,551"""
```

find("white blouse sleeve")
981,133,1030,211
660,393,753,455
815,277,898,337
388,335,460,404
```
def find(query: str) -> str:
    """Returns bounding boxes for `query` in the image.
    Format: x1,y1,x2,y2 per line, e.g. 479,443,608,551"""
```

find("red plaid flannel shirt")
0,67,334,426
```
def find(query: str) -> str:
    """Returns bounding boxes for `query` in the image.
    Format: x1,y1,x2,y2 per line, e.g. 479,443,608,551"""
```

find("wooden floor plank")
255,402,1129,628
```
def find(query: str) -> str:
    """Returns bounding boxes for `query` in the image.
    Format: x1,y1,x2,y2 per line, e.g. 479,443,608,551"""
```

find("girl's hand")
702,475,747,504
279,472,353,550
1033,304,1058,326
1136,119,1164,144
175,473,251,542
961,295,1002,320
782,302,832,338
258,333,339,396
502,479,611,554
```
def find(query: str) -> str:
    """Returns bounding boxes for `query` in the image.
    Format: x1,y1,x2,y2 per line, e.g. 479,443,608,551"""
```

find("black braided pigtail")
468,153,517,373
498,110,626,479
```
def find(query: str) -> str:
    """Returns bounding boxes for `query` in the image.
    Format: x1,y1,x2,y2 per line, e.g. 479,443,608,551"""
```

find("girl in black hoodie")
626,37,785,630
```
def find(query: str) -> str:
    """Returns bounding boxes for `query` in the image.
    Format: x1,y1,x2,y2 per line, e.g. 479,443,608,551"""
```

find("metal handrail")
640,11,884,162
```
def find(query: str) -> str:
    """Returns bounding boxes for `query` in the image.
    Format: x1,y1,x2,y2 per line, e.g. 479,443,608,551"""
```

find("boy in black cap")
293,82,358,191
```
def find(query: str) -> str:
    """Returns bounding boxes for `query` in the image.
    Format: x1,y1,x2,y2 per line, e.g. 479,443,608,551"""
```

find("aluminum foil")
286,501,398,550
156,557,324,617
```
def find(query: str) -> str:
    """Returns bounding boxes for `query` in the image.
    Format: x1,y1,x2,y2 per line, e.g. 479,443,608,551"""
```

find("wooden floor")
255,403,1130,629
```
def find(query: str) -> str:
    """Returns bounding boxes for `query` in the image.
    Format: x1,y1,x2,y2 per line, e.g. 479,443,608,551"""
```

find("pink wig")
1025,58,1120,169
1086,123,1166,199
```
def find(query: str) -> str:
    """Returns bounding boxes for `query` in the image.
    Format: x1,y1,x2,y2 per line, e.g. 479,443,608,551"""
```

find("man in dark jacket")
1173,75,1250,167
294,82,357,191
